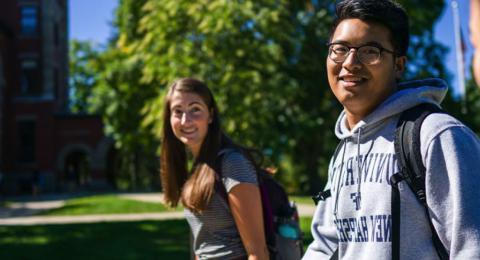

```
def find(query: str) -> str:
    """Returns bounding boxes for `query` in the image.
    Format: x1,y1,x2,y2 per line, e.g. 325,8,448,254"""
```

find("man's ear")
395,56,407,80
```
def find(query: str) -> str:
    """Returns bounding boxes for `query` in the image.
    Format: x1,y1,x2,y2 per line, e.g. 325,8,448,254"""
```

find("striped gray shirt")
185,150,258,260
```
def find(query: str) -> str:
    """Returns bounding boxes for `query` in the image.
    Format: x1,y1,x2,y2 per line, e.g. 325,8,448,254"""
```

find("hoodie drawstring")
356,128,363,210
333,140,347,218
354,128,375,211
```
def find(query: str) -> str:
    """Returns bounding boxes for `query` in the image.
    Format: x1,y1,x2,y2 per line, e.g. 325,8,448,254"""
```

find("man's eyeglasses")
327,43,396,65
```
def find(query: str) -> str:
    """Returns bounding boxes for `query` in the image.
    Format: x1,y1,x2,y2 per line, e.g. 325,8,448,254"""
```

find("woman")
160,78,269,260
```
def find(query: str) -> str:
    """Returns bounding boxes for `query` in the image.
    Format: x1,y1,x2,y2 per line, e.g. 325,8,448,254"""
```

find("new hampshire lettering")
333,214,392,243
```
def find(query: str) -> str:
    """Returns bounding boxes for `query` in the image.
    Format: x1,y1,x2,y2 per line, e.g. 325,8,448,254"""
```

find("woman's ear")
208,109,213,124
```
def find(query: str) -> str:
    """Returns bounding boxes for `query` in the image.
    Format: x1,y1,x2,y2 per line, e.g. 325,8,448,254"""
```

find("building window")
21,6,38,36
17,120,36,163
20,59,39,95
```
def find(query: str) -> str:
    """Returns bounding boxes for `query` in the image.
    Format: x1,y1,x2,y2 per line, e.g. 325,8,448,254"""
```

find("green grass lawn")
37,194,309,217
301,217,313,251
290,195,316,206
0,217,313,259
40,195,179,216
0,219,190,259
1,193,315,258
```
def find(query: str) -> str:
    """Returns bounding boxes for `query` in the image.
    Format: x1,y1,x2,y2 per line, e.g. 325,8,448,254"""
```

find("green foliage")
101,0,341,194
463,80,480,134
68,40,102,113
71,0,456,194
397,0,450,81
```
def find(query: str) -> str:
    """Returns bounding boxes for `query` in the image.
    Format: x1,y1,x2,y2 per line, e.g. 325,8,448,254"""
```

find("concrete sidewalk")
0,192,316,226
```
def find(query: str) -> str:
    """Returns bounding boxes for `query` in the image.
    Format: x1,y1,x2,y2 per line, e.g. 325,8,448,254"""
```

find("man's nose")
343,50,362,69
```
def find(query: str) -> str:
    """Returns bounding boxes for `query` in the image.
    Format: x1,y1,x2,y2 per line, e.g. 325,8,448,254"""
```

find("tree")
78,0,160,190
84,0,452,194
68,40,101,113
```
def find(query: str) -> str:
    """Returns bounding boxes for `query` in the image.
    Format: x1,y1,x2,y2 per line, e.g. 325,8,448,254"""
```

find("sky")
433,0,472,96
68,0,118,46
69,0,474,96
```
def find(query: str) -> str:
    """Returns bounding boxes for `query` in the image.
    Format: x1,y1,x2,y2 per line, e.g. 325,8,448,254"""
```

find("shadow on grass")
0,219,190,259
0,217,314,259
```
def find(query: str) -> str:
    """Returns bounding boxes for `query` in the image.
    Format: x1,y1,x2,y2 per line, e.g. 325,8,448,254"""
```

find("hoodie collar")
334,78,448,140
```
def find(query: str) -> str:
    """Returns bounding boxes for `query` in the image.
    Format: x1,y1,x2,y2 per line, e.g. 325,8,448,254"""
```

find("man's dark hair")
331,0,410,57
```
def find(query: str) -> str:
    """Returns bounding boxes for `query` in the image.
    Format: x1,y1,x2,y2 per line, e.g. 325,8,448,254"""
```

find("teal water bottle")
278,223,299,239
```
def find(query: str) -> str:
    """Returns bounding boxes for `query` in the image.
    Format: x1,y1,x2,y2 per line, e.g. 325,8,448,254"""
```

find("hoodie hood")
334,78,448,140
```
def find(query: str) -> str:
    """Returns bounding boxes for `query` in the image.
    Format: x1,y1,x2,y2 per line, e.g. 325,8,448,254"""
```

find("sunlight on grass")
1,235,49,245
301,216,313,252
290,195,315,205
139,223,160,232
40,195,176,216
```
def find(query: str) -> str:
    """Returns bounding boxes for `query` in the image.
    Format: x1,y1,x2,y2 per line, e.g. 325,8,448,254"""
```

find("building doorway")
63,150,90,191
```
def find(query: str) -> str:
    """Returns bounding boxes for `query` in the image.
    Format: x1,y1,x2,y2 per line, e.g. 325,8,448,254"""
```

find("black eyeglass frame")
326,42,398,65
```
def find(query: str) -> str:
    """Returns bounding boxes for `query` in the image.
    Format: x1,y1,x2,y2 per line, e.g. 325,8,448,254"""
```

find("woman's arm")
229,183,269,260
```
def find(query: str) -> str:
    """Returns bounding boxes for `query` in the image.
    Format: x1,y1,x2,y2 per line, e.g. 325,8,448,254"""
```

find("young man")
303,0,480,259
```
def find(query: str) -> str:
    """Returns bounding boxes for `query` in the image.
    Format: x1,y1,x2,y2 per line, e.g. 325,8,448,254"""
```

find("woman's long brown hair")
160,78,223,212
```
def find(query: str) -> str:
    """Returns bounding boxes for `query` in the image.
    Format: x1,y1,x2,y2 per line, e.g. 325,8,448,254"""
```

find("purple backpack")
215,149,303,260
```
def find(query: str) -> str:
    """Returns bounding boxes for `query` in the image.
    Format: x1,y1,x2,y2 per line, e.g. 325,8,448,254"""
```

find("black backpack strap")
394,103,442,203
312,139,345,205
392,103,448,260
390,173,404,260
312,189,331,205
330,248,338,260
213,148,235,204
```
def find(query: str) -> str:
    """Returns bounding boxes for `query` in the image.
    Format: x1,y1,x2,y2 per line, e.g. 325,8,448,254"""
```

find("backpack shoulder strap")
312,139,345,205
394,103,443,204
392,102,448,260
214,148,262,203
213,148,236,203
214,148,279,256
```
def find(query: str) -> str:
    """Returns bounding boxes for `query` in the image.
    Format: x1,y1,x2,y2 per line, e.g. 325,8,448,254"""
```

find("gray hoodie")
303,78,480,260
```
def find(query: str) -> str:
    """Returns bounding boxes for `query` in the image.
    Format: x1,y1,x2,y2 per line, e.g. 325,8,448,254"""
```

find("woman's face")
169,90,212,157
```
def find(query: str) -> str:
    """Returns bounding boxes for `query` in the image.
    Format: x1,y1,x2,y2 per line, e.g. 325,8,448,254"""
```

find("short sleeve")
221,151,258,192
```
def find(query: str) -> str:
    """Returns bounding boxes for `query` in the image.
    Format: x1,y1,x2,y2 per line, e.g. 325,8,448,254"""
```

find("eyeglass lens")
329,44,382,65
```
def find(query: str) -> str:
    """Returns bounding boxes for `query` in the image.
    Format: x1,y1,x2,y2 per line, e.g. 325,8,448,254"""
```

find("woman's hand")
228,183,269,260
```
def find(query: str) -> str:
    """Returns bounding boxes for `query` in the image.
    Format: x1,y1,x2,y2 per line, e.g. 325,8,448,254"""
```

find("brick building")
0,0,115,194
